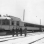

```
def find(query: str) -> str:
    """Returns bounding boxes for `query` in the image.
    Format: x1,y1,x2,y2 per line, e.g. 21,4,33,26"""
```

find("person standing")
12,28,14,37
16,28,18,36
20,28,22,36
24,28,27,37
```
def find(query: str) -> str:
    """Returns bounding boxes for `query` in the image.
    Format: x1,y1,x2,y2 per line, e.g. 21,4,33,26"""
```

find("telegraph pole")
40,19,41,26
40,19,41,31
23,9,25,21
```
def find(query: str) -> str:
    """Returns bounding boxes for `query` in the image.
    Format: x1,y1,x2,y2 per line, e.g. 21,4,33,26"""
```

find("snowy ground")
32,38,44,44
0,32,44,44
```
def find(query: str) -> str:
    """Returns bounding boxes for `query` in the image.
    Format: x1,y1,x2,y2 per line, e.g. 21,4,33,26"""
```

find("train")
0,15,44,32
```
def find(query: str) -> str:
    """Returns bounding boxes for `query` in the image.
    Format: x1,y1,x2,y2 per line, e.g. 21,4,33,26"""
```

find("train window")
11,21,14,25
2,19,10,25
5,20,10,25
2,20,5,25
24,23,35,27
16,21,19,26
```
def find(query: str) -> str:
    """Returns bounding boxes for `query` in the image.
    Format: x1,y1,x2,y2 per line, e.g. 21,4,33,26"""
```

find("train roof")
0,17,11,19
23,21,43,25
0,16,21,21
22,21,44,27
7,16,21,21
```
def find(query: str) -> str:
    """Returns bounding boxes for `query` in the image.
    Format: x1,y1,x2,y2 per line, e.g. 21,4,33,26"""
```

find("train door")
10,20,14,30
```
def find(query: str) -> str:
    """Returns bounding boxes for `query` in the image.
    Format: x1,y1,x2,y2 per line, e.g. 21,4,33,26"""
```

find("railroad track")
0,32,44,42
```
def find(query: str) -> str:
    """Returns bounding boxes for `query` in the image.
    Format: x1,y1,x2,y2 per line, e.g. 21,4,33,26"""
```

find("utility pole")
40,19,41,26
36,16,41,32
40,19,41,31
23,9,25,21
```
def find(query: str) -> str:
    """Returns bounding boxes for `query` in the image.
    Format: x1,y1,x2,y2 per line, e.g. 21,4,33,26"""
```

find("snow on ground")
32,38,44,44
32,37,44,44
0,32,44,44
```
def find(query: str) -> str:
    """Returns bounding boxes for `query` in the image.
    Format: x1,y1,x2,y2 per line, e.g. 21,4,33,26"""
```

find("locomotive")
0,15,44,32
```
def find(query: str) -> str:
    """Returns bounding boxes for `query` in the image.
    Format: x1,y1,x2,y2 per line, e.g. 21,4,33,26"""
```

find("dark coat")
20,28,22,32
12,28,14,33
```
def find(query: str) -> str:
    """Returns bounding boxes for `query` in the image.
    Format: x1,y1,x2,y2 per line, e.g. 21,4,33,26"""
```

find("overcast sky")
0,0,44,25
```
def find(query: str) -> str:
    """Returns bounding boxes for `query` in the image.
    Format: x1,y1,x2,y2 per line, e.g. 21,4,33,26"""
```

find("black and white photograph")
0,0,44,44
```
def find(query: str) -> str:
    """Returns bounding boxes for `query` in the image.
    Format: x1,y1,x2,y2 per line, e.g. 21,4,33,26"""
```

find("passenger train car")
0,15,21,32
24,22,44,32
0,15,44,32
